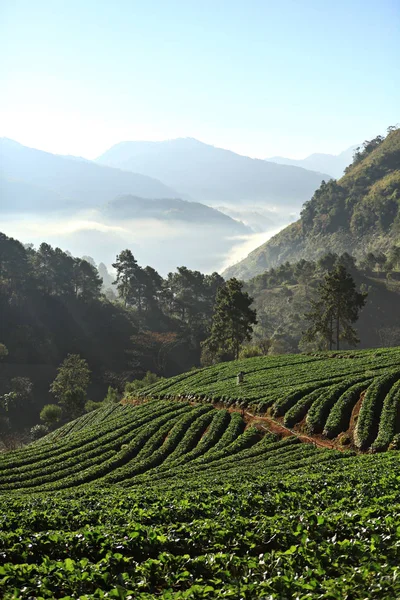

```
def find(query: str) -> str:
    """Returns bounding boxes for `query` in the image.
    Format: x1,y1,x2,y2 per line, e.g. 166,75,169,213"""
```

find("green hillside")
2,350,400,597
224,127,400,280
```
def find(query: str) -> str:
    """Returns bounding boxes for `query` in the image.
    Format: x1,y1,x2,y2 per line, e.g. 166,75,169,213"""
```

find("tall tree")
112,249,146,311
303,265,367,350
50,354,91,418
202,278,257,363
72,258,103,301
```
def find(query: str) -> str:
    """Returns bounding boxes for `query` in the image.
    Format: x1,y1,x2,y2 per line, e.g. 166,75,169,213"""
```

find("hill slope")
96,137,331,208
103,194,250,232
0,400,329,492
142,347,400,452
0,138,178,211
2,352,400,598
224,128,400,279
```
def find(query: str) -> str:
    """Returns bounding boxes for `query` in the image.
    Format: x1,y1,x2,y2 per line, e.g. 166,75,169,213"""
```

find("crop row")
0,401,171,484
354,370,400,449
0,401,158,472
137,348,400,449
1,446,400,598
0,403,192,491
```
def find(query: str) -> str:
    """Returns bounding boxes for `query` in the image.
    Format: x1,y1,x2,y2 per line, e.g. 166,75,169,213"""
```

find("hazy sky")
1,0,399,159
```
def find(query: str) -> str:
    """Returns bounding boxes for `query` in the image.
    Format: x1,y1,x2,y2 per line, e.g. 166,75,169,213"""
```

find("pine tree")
303,265,367,350
112,249,144,310
202,278,257,363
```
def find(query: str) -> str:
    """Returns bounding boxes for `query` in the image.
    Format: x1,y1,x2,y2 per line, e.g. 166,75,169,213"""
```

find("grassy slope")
224,128,400,280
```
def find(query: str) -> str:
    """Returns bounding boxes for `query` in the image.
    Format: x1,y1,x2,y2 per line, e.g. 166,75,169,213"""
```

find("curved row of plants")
1,448,399,598
139,348,400,450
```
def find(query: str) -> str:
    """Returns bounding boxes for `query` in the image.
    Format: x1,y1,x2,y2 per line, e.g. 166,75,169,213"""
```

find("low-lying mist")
1,207,295,276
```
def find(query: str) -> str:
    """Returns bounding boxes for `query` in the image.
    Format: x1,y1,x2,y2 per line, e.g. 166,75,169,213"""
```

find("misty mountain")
0,138,177,212
96,138,331,208
0,138,262,275
267,146,357,179
103,195,250,232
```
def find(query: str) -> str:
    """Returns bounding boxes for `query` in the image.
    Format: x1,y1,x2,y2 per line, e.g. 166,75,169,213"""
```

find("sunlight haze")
1,0,399,159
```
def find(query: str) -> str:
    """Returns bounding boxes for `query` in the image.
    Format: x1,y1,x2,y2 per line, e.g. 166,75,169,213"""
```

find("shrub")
40,404,62,428
85,400,102,413
104,386,121,403
125,372,162,395
30,424,48,441
239,345,264,359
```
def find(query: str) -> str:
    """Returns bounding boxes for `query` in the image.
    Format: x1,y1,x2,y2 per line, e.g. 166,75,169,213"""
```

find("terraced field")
2,349,400,598
141,347,400,451
0,400,340,493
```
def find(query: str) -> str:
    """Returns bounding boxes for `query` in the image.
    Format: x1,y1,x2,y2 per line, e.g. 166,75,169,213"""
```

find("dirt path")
227,406,341,451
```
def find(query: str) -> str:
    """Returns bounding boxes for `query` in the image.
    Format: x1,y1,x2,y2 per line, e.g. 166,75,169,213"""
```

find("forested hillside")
224,127,400,280
245,249,400,354
0,233,224,431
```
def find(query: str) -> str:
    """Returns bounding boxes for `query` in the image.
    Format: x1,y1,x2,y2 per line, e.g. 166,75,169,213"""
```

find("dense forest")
2,228,400,440
0,232,223,434
246,248,400,354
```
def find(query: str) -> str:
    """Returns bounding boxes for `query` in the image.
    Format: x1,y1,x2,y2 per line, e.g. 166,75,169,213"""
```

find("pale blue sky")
1,0,399,159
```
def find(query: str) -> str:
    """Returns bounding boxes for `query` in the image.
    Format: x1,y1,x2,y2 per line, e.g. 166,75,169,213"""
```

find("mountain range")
103,195,249,232
0,138,254,274
223,128,400,280
267,146,357,179
0,137,177,212
0,135,361,276
96,137,331,208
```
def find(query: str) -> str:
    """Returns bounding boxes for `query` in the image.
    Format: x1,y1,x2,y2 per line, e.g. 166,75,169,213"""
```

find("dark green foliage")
1,400,400,598
323,379,373,438
371,379,400,451
125,372,162,395
355,370,400,449
39,404,62,428
0,376,34,431
29,423,48,441
202,278,257,362
142,347,400,449
49,354,91,419
306,376,370,434
0,232,227,431
303,265,367,350
283,388,324,428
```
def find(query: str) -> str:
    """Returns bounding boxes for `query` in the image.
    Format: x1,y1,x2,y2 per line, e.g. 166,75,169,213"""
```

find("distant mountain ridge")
267,145,357,179
0,138,256,275
0,137,178,212
96,137,331,208
103,195,250,232
224,128,400,280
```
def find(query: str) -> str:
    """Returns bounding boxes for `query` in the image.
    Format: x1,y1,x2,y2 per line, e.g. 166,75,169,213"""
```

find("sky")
0,0,399,160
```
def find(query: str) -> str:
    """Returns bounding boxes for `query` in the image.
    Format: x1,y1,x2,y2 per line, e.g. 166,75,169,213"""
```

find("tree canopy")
202,278,257,363
303,265,367,350
50,354,91,418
